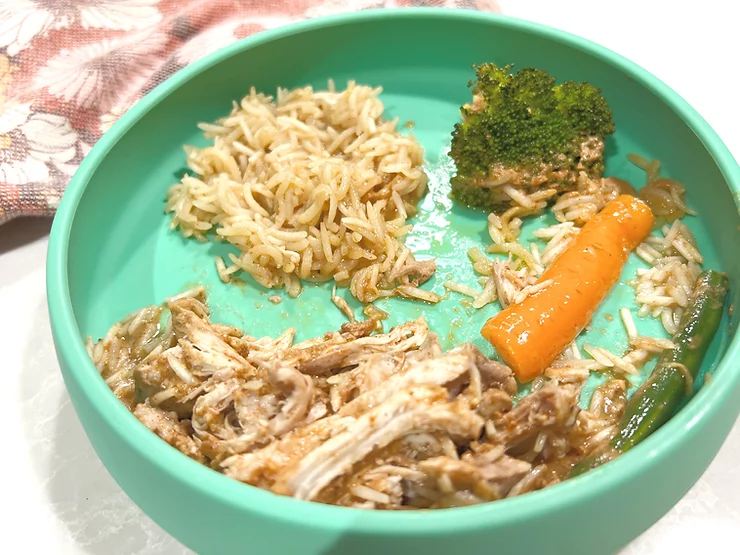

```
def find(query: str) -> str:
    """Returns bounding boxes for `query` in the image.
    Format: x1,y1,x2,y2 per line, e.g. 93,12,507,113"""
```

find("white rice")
442,277,499,309
472,276,498,309
363,304,389,320
559,341,582,360
512,279,554,305
166,82,431,303
331,286,355,321
443,281,480,299
629,219,702,334
395,285,442,304
350,484,391,505
620,307,638,341
551,172,624,225
215,255,231,283
631,336,675,353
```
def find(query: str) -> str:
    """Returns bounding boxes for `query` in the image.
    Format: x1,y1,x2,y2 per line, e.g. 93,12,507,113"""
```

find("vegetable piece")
570,269,729,477
481,194,654,382
449,63,615,212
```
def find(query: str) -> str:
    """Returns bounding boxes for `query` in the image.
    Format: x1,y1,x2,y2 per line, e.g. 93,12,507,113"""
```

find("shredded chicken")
268,319,430,375
418,445,532,505
90,290,627,510
494,383,579,448
133,404,204,463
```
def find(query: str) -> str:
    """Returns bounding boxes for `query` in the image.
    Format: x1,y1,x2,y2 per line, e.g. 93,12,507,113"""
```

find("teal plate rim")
46,7,740,535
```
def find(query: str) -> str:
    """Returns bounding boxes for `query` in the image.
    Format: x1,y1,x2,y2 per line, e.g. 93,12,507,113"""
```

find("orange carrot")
481,194,654,383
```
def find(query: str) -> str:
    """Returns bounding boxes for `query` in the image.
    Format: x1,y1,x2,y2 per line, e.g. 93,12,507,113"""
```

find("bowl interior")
67,14,739,405
50,10,740,555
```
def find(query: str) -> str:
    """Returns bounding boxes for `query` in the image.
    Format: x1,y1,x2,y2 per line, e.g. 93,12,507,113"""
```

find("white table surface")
2,1,739,553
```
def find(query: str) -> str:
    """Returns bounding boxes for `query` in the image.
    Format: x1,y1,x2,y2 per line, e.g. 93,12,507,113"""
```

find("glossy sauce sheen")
481,195,655,382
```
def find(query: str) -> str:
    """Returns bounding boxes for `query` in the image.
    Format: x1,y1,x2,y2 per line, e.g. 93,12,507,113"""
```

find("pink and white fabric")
0,0,501,225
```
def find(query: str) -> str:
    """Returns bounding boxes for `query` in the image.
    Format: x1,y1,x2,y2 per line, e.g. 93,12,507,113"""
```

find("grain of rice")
268,295,283,304
507,466,543,498
552,194,598,212
587,346,639,375
531,375,548,391
363,304,389,320
367,465,425,481
165,350,197,384
585,425,617,448
544,366,592,383
620,308,638,341
562,340,582,360
351,485,391,505
468,247,495,276
635,245,657,264
635,294,676,307
104,365,131,387
622,348,650,367
443,281,479,298
611,356,640,376
215,255,231,283
150,388,177,406
531,222,575,239
165,286,206,304
395,285,442,304
631,336,675,353
472,277,498,309
550,358,603,370
438,473,455,494
540,226,578,267
661,309,679,334
84,336,94,358
512,279,554,305
662,219,681,249
331,286,355,321
502,184,537,209
672,235,703,264
530,243,542,267
533,432,547,453
670,187,697,216
583,344,615,368
334,270,350,282
441,437,460,460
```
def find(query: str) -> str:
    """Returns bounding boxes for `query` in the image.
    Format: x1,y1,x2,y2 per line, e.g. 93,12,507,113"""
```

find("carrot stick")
481,194,654,382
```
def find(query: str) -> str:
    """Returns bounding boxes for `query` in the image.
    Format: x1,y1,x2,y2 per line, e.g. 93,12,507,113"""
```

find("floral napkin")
0,0,500,226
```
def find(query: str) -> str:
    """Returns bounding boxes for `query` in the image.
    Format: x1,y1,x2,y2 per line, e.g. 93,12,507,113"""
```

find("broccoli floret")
450,63,615,212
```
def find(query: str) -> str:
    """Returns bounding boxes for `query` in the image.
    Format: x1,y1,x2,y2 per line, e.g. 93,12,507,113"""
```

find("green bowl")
47,8,740,555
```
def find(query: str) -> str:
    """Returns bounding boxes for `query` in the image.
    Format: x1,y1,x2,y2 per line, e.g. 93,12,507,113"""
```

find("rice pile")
551,172,632,225
444,159,702,383
631,227,703,335
165,81,434,303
